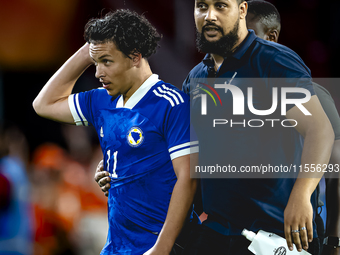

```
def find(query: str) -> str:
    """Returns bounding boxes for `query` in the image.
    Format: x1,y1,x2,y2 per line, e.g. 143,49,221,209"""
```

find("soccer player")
246,1,340,254
181,0,334,254
33,9,198,255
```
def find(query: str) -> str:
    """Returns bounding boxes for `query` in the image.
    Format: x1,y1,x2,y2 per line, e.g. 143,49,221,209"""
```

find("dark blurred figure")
0,173,11,210
0,121,34,255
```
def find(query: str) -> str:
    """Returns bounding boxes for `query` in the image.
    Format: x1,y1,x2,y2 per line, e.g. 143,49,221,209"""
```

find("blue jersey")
68,74,198,254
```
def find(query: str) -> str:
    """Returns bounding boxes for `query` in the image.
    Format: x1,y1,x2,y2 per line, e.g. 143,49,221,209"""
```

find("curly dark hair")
84,9,161,58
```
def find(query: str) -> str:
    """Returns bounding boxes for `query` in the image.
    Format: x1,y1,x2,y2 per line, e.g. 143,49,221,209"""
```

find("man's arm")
144,154,198,255
284,95,334,252
33,43,93,123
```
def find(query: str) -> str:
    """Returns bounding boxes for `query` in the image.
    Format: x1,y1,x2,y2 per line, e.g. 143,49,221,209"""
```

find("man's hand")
94,160,111,197
284,191,313,252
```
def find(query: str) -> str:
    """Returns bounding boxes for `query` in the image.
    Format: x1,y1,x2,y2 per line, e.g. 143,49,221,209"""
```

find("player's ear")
130,51,142,67
239,1,248,20
268,29,279,43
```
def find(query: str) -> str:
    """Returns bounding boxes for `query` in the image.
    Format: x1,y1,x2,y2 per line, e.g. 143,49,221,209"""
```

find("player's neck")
122,62,153,105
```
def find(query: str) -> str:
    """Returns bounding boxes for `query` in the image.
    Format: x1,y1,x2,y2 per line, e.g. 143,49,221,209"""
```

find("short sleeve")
313,83,340,140
68,90,95,126
165,94,199,160
267,52,315,112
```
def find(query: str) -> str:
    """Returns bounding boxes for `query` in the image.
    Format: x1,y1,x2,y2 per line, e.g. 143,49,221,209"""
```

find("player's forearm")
284,130,333,250
33,43,93,117
284,100,334,250
292,123,334,197
153,177,197,253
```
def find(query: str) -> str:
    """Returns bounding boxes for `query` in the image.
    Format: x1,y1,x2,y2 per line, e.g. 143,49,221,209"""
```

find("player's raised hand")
94,159,111,197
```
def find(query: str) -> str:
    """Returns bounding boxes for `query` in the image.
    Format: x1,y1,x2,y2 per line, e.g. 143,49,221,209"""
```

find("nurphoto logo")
191,76,312,128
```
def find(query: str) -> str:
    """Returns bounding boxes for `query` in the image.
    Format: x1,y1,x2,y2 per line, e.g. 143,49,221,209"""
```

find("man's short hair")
247,0,281,32
84,9,161,58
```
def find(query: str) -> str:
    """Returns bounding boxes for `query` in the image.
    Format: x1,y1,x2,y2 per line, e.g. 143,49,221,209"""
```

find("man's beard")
196,19,240,57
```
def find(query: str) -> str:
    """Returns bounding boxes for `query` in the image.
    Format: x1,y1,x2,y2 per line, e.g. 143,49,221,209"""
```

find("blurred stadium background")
0,0,338,254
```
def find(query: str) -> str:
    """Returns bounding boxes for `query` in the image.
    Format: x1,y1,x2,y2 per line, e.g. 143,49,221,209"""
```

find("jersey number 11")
107,150,118,178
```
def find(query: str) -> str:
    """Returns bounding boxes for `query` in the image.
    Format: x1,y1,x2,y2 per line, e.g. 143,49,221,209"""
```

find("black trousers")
182,224,321,255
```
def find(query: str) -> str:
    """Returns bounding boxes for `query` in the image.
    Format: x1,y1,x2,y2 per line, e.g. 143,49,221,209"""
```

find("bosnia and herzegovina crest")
127,127,144,147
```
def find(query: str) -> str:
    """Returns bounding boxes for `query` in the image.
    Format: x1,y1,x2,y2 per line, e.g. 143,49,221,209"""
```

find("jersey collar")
116,74,161,109
232,29,257,59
